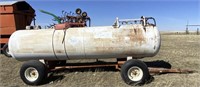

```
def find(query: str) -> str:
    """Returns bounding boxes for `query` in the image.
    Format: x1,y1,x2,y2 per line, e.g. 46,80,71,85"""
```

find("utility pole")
186,27,189,34
186,20,189,34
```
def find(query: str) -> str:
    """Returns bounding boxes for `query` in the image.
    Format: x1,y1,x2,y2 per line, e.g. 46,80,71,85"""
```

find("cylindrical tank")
9,24,160,61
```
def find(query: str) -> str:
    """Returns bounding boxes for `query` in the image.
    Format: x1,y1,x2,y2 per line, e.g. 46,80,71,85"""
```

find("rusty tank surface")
9,16,160,61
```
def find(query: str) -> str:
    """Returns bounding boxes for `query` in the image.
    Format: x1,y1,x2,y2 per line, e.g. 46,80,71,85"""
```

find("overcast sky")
25,0,199,31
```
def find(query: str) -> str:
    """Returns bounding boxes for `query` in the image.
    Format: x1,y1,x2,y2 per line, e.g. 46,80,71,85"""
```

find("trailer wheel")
2,43,11,57
121,59,150,86
20,60,47,85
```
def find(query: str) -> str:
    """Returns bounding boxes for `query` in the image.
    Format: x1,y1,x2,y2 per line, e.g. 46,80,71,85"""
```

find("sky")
24,0,200,31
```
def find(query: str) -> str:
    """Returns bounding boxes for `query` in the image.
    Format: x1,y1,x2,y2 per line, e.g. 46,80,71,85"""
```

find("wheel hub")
24,67,39,82
128,66,143,81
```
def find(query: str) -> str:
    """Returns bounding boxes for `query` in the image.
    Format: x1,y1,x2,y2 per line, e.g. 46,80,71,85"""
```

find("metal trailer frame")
48,58,194,74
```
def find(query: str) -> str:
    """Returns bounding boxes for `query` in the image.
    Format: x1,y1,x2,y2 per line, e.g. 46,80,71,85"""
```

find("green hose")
39,9,61,24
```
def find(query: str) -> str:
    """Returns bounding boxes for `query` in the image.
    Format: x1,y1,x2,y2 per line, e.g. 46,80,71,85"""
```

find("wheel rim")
127,66,143,81
24,67,39,82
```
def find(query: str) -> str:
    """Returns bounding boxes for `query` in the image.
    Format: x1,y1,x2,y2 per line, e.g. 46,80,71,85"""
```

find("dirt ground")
0,35,200,87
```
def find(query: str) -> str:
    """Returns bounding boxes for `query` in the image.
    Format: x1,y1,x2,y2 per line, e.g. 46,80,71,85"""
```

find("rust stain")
128,28,146,46
85,27,147,56
56,50,63,53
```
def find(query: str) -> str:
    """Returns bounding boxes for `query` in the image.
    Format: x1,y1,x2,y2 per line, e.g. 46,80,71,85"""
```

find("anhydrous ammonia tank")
9,17,160,61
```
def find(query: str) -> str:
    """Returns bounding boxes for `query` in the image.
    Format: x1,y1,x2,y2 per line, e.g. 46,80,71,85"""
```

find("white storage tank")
9,17,161,61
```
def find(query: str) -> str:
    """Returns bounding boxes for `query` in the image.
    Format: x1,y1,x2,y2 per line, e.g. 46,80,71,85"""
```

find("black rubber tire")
20,60,47,85
121,59,150,86
2,43,11,57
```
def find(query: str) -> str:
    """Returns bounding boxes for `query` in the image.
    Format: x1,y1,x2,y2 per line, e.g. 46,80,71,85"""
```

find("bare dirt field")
0,35,200,87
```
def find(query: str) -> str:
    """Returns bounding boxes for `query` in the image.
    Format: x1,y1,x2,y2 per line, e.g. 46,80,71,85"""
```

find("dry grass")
160,31,199,35
0,35,200,87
